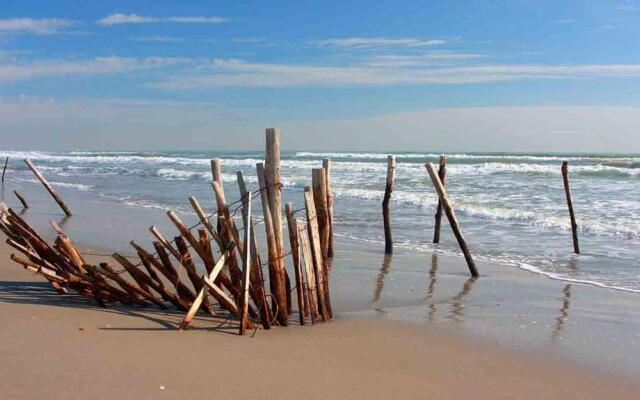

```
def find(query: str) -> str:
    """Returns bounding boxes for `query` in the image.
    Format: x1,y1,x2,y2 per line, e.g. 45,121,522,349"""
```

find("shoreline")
1,237,639,399
3,191,640,374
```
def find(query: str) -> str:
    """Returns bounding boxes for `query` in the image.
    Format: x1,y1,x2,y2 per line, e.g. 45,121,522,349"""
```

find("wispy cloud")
0,56,190,84
131,35,186,43
97,13,228,26
233,37,266,43
153,58,640,89
552,19,577,24
366,51,486,67
0,18,75,35
314,37,446,48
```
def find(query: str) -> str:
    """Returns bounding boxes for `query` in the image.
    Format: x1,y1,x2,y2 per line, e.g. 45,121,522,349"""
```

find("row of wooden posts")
0,129,335,335
382,156,581,277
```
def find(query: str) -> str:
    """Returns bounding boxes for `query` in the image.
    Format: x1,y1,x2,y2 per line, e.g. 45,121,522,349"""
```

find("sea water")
1,149,639,293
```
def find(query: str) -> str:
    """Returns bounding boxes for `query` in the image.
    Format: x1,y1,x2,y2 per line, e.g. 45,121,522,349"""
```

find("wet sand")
1,237,640,399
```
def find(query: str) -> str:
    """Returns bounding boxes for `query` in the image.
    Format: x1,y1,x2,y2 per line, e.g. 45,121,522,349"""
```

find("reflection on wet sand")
426,254,438,322
552,284,572,342
449,277,478,321
372,254,392,304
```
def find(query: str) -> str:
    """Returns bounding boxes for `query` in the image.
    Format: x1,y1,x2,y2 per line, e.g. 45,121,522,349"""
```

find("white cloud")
0,56,190,84
0,18,74,35
153,58,640,89
366,51,486,67
314,37,447,48
97,13,228,26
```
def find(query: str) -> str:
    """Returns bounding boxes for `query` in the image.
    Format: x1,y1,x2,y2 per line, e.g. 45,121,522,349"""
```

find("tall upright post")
433,155,447,243
322,158,334,258
561,161,580,254
24,159,72,216
425,163,478,277
382,155,396,254
312,168,330,260
265,129,284,262
210,158,222,187
257,162,288,326
1,156,8,183
238,193,252,335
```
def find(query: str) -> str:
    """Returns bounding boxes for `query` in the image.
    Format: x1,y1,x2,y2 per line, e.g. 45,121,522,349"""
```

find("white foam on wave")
295,151,640,163
14,177,93,191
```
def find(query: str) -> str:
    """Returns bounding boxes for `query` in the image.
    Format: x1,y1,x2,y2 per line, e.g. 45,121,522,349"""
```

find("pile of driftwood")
0,129,334,335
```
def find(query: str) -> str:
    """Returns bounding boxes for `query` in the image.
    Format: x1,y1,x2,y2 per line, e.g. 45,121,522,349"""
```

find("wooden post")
24,159,72,216
1,156,8,183
265,129,288,305
382,155,396,254
13,191,29,209
178,252,230,330
312,168,330,260
285,203,307,325
257,162,288,326
322,159,334,258
433,155,447,244
425,163,478,277
304,187,331,321
237,171,272,329
298,223,319,323
562,161,580,254
238,194,252,335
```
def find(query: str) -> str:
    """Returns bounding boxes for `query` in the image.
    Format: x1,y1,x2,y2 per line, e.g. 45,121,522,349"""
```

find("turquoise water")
1,149,639,293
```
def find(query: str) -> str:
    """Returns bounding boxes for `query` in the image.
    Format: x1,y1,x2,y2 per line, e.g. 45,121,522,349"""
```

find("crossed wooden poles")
0,157,334,335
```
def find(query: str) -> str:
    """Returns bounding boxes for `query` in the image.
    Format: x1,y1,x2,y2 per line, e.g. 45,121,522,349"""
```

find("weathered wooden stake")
298,223,319,323
257,162,288,326
237,171,272,329
24,158,72,216
285,203,307,325
13,191,29,209
382,155,396,254
265,129,288,310
304,187,331,321
561,161,580,254
433,155,447,244
322,158,334,258
238,193,252,335
425,163,478,277
1,156,8,183
312,168,330,260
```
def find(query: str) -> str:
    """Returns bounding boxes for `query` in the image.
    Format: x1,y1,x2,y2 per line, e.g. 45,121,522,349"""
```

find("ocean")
1,149,639,294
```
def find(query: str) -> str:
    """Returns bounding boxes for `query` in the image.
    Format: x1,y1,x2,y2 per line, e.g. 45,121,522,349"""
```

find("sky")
1,0,640,152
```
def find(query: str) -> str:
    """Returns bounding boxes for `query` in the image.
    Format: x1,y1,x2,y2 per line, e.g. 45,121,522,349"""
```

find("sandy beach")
2,232,640,399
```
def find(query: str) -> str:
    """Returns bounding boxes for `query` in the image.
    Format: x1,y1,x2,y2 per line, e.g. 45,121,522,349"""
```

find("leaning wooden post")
322,158,334,258
433,155,447,243
561,161,580,254
1,156,8,183
23,159,72,216
425,163,478,277
382,155,396,254
13,191,29,209
238,193,252,335
304,187,331,321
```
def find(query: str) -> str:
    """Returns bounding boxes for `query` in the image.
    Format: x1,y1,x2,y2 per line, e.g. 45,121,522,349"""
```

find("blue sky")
1,1,640,151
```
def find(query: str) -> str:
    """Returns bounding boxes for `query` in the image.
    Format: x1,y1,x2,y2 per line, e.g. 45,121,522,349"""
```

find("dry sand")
1,240,639,399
